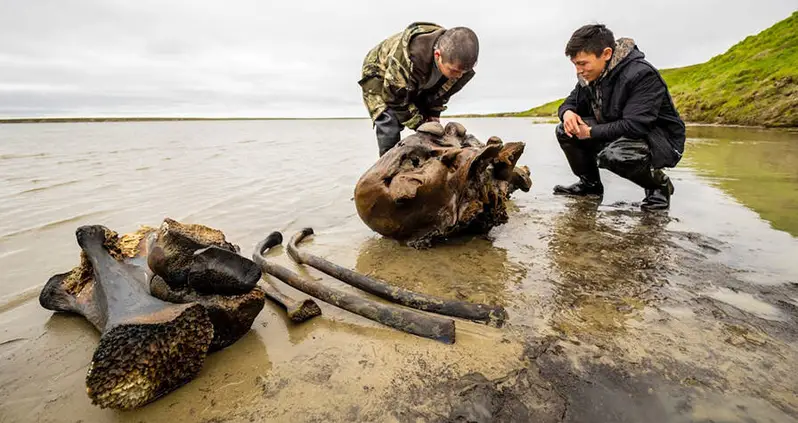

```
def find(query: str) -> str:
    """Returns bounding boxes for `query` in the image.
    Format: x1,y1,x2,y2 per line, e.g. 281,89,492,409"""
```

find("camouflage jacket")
359,22,475,130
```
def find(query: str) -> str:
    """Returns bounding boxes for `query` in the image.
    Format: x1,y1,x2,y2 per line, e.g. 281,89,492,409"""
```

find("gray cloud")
0,0,794,117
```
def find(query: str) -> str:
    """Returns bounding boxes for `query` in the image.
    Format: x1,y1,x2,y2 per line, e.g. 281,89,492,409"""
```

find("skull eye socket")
410,157,420,167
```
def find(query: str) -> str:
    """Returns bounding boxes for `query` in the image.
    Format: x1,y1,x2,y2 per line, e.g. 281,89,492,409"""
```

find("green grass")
513,98,565,117
498,11,798,127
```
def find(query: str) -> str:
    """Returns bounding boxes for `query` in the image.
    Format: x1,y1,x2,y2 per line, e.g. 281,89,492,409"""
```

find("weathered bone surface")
145,218,318,348
147,218,243,290
287,228,508,327
354,122,532,246
147,221,264,351
253,232,457,344
39,225,214,409
149,275,267,352
38,218,288,408
257,277,322,323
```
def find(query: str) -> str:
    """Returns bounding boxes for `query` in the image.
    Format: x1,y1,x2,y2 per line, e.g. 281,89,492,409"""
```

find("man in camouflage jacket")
359,22,479,156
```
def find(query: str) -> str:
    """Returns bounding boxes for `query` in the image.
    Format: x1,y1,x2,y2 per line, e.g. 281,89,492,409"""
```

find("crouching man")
553,24,686,210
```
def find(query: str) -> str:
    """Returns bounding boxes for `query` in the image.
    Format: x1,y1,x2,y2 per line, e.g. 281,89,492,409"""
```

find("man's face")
570,47,612,83
434,50,471,79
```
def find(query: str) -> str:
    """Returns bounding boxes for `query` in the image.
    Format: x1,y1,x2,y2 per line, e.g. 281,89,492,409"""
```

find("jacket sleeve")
590,71,665,140
558,84,582,121
383,56,424,129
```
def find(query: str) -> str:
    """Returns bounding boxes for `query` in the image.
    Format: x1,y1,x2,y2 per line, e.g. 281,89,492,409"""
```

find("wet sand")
1,119,797,422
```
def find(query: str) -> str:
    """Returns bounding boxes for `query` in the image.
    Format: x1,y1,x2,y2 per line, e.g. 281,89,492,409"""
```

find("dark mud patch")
536,349,797,423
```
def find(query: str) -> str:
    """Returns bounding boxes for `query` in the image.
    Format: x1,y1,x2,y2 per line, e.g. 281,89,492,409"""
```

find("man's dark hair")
565,24,615,58
436,27,479,69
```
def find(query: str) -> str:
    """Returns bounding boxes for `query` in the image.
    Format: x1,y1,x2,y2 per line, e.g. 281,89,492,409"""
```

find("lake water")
1,119,797,422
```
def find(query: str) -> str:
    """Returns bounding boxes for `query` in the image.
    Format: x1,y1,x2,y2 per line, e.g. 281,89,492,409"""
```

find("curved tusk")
252,232,456,344
287,228,508,327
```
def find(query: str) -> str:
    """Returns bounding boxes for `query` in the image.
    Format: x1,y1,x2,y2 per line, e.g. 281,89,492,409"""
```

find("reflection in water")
684,126,798,236
354,235,526,307
547,199,671,337
706,287,787,322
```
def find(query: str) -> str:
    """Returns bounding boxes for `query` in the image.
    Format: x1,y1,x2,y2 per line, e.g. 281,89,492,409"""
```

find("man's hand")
576,123,591,140
562,110,586,137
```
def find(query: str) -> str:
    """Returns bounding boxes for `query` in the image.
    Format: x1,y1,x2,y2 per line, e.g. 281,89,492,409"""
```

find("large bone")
354,122,532,246
252,232,457,344
147,218,246,291
156,241,321,324
148,274,268,351
127,221,268,351
39,225,214,409
146,218,318,343
286,228,508,327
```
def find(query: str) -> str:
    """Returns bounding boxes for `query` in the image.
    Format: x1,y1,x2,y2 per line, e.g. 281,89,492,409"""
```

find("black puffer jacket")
558,40,686,168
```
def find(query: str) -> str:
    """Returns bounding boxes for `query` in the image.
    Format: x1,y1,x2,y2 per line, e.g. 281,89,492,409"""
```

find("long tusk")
286,228,508,327
252,232,456,344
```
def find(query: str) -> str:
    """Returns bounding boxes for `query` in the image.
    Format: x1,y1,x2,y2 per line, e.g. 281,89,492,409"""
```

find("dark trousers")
375,109,404,156
555,120,667,189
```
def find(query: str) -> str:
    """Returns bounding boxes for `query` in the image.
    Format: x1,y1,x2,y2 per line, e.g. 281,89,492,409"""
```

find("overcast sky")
0,1,794,118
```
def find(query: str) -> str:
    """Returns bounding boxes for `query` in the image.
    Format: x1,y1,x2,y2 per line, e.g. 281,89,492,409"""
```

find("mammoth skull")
354,122,532,246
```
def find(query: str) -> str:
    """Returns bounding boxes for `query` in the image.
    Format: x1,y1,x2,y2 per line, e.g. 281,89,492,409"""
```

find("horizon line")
0,113,532,124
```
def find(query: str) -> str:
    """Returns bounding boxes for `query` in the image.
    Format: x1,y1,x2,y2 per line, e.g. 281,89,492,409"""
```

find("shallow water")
1,119,797,422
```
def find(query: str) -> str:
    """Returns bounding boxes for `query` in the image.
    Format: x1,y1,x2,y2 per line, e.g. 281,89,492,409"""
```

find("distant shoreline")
0,116,369,124
0,115,551,124
1,116,794,131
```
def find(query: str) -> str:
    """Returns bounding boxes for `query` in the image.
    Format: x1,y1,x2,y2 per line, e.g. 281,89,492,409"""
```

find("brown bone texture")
354,122,532,247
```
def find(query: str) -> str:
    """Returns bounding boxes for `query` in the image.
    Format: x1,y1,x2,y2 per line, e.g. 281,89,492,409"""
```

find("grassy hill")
505,11,798,127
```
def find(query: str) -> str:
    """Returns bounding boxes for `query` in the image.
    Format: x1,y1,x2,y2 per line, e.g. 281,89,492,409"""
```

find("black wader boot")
597,138,674,211
553,124,604,197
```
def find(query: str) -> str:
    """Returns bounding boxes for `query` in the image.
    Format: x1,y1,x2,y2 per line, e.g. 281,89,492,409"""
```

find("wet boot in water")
553,124,604,197
615,165,674,211
553,177,604,196
641,170,674,211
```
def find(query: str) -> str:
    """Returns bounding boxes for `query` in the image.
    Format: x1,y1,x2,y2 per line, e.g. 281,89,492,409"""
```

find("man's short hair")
565,24,615,58
435,27,479,69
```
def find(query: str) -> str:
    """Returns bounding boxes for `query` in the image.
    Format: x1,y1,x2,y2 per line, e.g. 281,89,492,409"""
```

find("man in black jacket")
553,24,686,210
